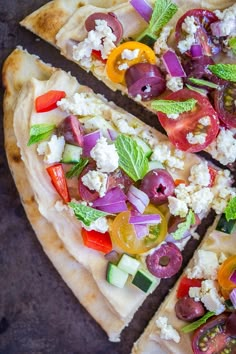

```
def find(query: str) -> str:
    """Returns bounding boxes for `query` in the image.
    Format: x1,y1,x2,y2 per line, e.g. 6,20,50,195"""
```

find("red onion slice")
129,214,161,225
85,12,123,44
127,185,150,213
107,128,118,141
93,187,127,207
146,242,183,278
162,50,186,78
229,270,236,285
134,224,149,239
229,289,236,309
190,44,203,59
83,130,101,157
96,201,128,213
130,0,153,23
125,63,166,101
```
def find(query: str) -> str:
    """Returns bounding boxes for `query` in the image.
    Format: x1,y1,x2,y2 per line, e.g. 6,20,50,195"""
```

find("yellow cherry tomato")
110,204,167,254
217,255,236,299
106,41,157,84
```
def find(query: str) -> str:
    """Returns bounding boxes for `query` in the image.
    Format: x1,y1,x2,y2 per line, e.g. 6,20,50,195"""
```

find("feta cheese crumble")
156,317,180,343
154,26,173,56
206,128,236,165
198,116,210,126
188,161,211,187
214,4,236,36
186,249,219,280
186,132,207,145
90,137,119,173
178,16,199,54
151,143,184,170
168,196,188,217
57,92,106,116
166,76,183,92
121,48,140,60
82,216,109,233
37,135,65,164
81,170,108,197
72,19,116,69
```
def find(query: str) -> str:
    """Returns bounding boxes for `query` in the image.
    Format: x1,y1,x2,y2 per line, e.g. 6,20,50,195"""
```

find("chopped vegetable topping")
35,90,66,112
27,123,56,146
151,98,197,115
181,311,215,333
172,209,195,240
208,64,236,82
69,202,110,226
225,197,236,222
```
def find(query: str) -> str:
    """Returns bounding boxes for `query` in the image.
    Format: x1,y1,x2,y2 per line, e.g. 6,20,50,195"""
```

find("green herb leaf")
186,84,208,96
172,210,195,240
189,77,219,89
69,202,110,226
208,64,236,82
229,37,236,55
66,158,89,179
115,134,149,182
225,196,236,221
181,312,215,333
151,98,197,115
27,124,56,146
136,0,178,42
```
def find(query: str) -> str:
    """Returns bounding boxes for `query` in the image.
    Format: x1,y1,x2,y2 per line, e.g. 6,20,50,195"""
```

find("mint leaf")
27,123,56,146
229,37,236,55
66,158,89,179
181,312,215,333
208,64,236,82
189,77,219,89
151,98,197,115
136,0,178,42
172,210,195,240
225,196,236,221
69,202,110,226
115,134,149,182
186,84,208,96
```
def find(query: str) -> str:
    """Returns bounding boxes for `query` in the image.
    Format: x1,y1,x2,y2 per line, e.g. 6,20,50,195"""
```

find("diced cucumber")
216,214,236,234
118,254,140,276
132,269,158,293
106,262,129,288
148,160,164,171
133,136,152,158
61,144,82,163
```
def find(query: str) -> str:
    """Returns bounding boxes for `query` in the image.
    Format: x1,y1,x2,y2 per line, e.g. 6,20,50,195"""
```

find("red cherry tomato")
46,163,70,203
214,82,236,129
192,314,236,354
157,89,219,152
175,9,220,56
176,276,202,299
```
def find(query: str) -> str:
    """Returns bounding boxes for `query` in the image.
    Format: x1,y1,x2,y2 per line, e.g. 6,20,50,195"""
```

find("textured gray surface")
0,1,232,354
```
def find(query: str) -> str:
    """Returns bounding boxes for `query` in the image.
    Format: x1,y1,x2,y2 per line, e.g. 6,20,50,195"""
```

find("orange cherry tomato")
217,255,236,299
106,41,156,84
111,204,167,254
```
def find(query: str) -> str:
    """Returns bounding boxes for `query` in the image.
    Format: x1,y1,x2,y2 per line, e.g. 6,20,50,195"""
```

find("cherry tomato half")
192,314,236,354
106,41,156,84
157,89,219,152
217,255,236,299
111,204,167,254
175,9,220,56
214,82,236,129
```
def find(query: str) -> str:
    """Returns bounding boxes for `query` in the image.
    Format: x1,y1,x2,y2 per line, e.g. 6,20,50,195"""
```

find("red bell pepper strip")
176,276,202,299
46,163,71,203
91,50,107,64
81,229,112,253
35,90,66,113
208,166,218,187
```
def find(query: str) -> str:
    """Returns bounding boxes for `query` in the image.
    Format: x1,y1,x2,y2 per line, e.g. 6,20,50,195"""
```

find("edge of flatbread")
2,47,128,342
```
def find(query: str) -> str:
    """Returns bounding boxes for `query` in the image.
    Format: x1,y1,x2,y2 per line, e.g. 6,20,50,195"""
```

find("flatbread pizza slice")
132,212,236,353
2,47,235,342
21,0,236,167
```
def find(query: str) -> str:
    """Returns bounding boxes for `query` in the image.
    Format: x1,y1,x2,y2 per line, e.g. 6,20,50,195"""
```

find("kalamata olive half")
146,242,183,278
58,115,84,147
85,12,123,44
125,63,166,101
175,296,206,322
140,169,175,205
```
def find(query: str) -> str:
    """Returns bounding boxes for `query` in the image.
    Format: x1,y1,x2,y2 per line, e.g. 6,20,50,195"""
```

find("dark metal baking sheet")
0,1,232,353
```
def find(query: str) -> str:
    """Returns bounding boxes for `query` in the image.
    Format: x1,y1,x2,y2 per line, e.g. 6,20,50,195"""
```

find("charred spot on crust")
11,153,21,163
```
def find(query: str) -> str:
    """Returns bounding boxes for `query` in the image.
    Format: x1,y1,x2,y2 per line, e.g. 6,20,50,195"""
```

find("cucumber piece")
133,136,152,157
132,269,158,293
106,262,129,288
61,144,82,163
148,160,164,171
216,214,236,234
118,254,140,276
